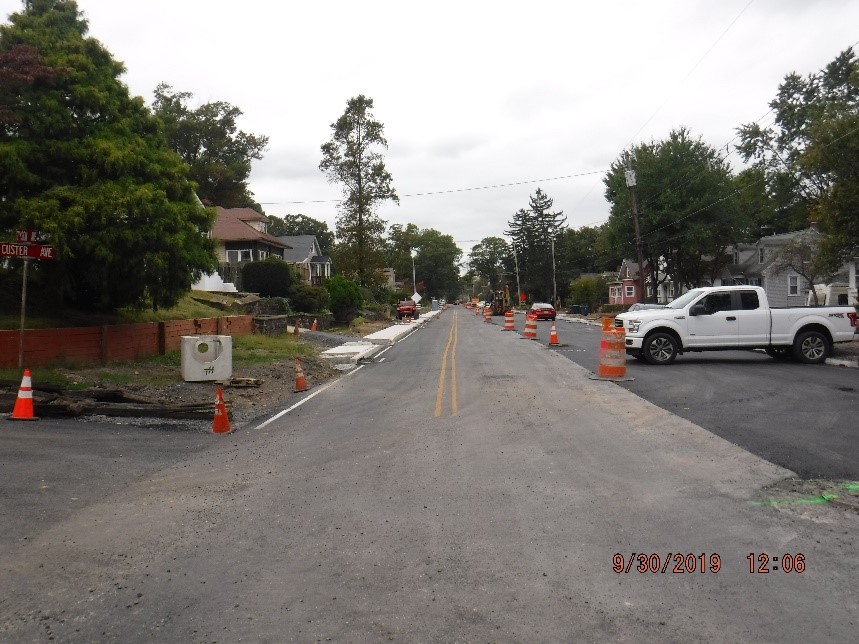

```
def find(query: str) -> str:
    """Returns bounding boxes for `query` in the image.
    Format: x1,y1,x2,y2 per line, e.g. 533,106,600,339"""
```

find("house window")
758,248,765,263
733,251,740,264
647,285,653,297
226,249,252,264
625,286,635,298
258,251,268,260
788,275,799,296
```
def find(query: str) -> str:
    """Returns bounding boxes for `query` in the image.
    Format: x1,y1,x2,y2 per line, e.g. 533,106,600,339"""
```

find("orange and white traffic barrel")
484,306,492,323
522,313,538,339
503,310,515,331
592,316,631,380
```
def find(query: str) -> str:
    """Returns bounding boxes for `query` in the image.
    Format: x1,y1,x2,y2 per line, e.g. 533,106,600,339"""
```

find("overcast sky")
2,0,857,260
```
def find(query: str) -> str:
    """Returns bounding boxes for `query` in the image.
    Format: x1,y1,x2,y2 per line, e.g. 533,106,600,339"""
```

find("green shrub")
326,275,363,323
241,258,293,297
289,283,329,313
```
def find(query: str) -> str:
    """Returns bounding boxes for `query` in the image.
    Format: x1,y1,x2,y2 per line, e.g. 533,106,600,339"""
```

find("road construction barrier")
503,310,515,331
311,318,318,331
294,359,309,392
8,368,37,421
596,316,627,379
549,322,560,346
484,307,492,323
522,313,538,339
212,387,230,434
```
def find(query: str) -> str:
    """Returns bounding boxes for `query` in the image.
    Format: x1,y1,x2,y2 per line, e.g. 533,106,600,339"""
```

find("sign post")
2,231,54,370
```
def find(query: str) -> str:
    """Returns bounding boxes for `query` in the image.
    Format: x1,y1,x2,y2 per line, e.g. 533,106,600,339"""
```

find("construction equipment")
488,285,513,316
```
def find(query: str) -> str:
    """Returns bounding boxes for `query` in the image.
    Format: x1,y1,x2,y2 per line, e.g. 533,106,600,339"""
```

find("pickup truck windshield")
665,289,704,309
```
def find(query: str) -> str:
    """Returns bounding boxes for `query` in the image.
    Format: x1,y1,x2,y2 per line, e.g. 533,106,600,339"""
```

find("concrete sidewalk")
320,310,441,365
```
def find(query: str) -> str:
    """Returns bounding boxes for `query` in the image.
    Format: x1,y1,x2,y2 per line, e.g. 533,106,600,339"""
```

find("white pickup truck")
615,286,857,365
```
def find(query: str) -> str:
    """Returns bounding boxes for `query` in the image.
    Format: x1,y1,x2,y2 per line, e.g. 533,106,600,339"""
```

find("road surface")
1,309,856,642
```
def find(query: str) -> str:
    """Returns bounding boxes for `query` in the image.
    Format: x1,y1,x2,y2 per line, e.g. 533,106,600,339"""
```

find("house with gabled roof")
277,235,332,286
723,225,824,307
208,207,292,291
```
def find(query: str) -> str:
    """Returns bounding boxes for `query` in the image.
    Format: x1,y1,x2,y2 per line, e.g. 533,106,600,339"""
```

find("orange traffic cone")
311,318,318,332
294,359,309,393
549,323,560,346
8,369,38,421
212,387,231,434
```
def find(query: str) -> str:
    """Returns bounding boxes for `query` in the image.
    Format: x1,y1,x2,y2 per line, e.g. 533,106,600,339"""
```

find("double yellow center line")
434,312,458,417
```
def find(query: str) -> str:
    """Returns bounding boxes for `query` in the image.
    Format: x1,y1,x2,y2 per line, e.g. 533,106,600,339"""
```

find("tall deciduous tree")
385,222,421,284
737,48,859,268
152,82,268,211
413,229,462,300
0,0,216,311
603,128,741,292
319,95,398,286
468,237,510,290
266,213,335,255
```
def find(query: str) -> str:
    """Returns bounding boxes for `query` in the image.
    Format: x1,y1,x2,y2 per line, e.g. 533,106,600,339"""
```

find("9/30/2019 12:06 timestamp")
612,553,806,574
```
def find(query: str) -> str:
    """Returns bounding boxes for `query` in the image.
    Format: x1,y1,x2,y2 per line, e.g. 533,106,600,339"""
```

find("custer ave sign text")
0,243,55,260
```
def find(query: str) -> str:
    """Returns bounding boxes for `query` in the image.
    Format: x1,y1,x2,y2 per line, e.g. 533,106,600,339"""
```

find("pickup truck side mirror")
690,304,707,316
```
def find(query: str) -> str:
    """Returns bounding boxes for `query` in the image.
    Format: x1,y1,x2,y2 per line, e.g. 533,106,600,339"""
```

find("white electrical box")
180,335,233,382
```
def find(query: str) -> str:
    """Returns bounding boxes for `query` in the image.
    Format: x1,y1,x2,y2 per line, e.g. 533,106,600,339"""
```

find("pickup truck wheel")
793,331,829,364
765,346,792,360
642,332,679,365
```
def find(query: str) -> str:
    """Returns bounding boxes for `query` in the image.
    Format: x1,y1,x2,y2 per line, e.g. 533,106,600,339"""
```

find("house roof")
212,207,291,248
278,235,328,263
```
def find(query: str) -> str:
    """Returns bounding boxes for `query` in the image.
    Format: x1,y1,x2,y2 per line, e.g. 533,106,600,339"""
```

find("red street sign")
0,243,54,260
519,292,527,303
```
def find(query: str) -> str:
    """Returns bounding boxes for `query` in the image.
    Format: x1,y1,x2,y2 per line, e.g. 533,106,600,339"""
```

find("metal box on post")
180,335,233,382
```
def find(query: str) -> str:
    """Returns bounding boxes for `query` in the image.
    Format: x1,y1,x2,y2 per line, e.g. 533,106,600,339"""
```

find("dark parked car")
529,302,556,320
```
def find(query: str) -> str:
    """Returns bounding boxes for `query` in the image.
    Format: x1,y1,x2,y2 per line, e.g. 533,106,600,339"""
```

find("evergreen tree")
0,0,216,310
505,188,566,302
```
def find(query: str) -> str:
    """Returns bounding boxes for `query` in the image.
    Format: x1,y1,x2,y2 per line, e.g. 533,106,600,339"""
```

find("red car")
529,302,556,320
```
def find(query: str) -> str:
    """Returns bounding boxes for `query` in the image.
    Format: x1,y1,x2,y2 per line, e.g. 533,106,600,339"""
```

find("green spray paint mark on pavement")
842,483,859,490
753,494,839,506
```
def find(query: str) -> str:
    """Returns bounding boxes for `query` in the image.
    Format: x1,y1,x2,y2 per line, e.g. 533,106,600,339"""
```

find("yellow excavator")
489,284,512,316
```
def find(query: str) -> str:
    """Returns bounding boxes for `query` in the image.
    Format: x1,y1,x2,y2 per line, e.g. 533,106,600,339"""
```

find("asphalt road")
516,315,859,480
1,309,857,642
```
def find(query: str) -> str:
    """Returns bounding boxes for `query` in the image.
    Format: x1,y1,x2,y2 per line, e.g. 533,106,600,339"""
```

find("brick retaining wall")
0,316,254,368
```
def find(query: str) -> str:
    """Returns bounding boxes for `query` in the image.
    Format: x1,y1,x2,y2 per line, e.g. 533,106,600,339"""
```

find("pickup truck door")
734,290,770,346
686,291,738,347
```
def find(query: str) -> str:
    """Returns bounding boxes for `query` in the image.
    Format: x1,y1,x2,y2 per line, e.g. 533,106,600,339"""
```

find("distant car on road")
529,302,556,320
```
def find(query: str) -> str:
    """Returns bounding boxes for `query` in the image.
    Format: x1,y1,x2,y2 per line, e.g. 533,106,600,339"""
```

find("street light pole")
410,249,417,298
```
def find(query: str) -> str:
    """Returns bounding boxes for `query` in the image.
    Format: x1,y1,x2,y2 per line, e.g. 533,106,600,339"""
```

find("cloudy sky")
2,0,857,260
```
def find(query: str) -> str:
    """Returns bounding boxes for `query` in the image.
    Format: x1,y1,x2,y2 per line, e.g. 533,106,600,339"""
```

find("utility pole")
550,236,557,308
625,151,647,303
512,243,521,306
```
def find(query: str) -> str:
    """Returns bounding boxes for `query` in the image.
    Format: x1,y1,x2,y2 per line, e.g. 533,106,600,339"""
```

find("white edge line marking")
253,364,366,430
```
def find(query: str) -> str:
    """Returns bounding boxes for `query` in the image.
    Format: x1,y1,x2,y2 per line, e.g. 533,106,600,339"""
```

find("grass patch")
0,291,230,330
232,334,313,365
